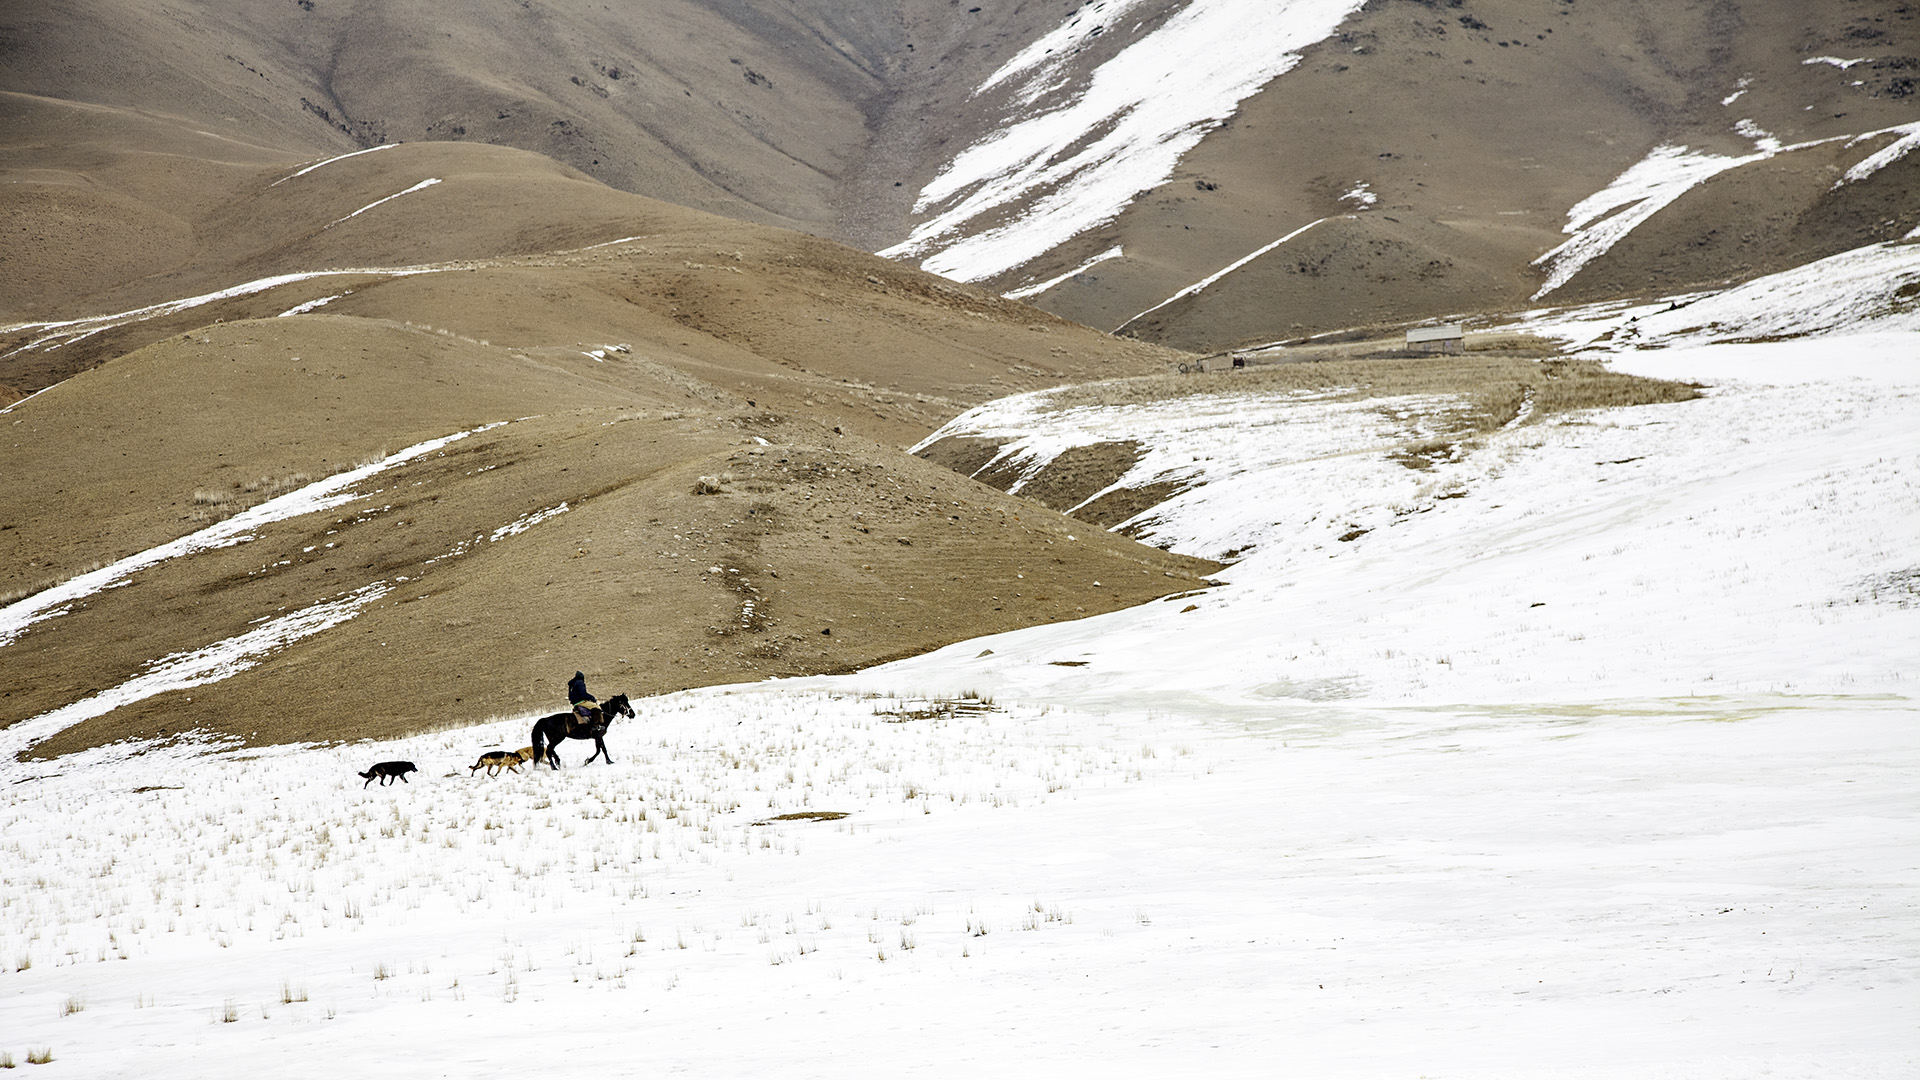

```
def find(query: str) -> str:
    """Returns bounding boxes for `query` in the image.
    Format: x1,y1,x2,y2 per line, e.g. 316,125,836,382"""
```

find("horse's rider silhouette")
568,671,600,724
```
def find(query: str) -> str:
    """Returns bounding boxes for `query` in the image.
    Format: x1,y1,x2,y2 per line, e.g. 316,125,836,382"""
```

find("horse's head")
605,693,635,719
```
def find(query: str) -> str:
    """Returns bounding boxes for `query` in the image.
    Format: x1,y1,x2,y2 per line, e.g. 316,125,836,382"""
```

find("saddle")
568,701,605,732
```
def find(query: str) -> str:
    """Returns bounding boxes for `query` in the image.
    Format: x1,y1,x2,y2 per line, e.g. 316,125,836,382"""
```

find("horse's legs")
589,735,612,765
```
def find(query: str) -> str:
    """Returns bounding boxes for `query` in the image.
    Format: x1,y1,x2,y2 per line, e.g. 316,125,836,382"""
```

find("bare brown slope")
2,315,1213,759
0,93,304,318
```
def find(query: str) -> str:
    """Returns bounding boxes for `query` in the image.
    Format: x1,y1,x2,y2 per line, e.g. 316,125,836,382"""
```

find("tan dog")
469,749,526,778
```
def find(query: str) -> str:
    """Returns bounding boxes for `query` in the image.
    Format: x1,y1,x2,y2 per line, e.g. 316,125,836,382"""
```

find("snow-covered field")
5,258,1917,1073
6,685,1912,1076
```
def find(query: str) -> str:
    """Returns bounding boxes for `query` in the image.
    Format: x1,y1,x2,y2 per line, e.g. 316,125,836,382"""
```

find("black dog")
359,761,418,788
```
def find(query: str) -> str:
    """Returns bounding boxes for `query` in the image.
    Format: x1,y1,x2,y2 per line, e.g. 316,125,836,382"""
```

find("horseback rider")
568,671,600,726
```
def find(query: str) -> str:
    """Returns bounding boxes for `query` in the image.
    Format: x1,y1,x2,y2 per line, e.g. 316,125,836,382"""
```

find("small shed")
1196,352,1247,373
1406,324,1465,355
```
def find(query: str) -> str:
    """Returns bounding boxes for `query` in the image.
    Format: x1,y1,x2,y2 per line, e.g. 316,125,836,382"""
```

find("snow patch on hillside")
325,178,442,229
0,424,497,649
1117,215,1344,331
917,384,1462,560
0,585,392,762
276,293,348,317
1531,143,1771,299
882,0,1365,283
269,144,397,187
1004,246,1124,300
1838,121,1920,186
0,267,446,362
1514,240,1920,351
1532,119,1919,298
975,0,1154,102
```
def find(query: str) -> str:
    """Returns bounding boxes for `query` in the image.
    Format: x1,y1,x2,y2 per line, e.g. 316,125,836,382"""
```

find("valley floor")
3,331,1915,1077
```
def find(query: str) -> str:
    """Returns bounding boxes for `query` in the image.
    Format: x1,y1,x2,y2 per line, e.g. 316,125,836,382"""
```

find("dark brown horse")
530,693,633,769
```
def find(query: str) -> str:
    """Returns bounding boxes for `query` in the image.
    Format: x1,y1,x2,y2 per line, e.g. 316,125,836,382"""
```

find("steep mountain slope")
889,0,1920,348
0,0,1070,239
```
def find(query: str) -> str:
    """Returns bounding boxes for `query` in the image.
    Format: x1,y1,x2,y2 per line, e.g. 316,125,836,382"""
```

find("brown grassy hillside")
0,139,1211,759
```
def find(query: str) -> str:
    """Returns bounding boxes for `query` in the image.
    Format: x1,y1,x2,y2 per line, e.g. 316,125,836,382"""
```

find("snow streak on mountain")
880,0,1365,284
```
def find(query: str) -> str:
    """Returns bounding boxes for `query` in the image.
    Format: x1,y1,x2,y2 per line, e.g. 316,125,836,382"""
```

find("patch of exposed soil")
1010,441,1145,513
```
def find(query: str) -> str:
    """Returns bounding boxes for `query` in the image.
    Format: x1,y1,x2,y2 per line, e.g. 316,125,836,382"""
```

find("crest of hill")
0,137,1183,435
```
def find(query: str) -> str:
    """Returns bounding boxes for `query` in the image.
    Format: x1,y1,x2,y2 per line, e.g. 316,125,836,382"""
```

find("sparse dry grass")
187,471,318,522
1034,356,1699,473
184,444,397,523
0,561,106,607
1038,355,1698,424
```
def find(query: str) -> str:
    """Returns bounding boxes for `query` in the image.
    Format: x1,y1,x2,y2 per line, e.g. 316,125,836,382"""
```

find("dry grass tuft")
187,472,316,522
0,561,106,607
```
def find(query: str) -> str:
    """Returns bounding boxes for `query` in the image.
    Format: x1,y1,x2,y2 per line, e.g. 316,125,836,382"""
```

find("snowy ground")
3,311,1916,1073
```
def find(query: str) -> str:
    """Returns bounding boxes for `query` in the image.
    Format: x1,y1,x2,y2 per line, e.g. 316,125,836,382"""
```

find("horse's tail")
356,768,374,780
531,720,551,769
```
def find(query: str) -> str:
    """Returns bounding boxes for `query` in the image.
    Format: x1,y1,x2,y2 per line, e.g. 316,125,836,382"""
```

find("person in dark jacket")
568,671,599,722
